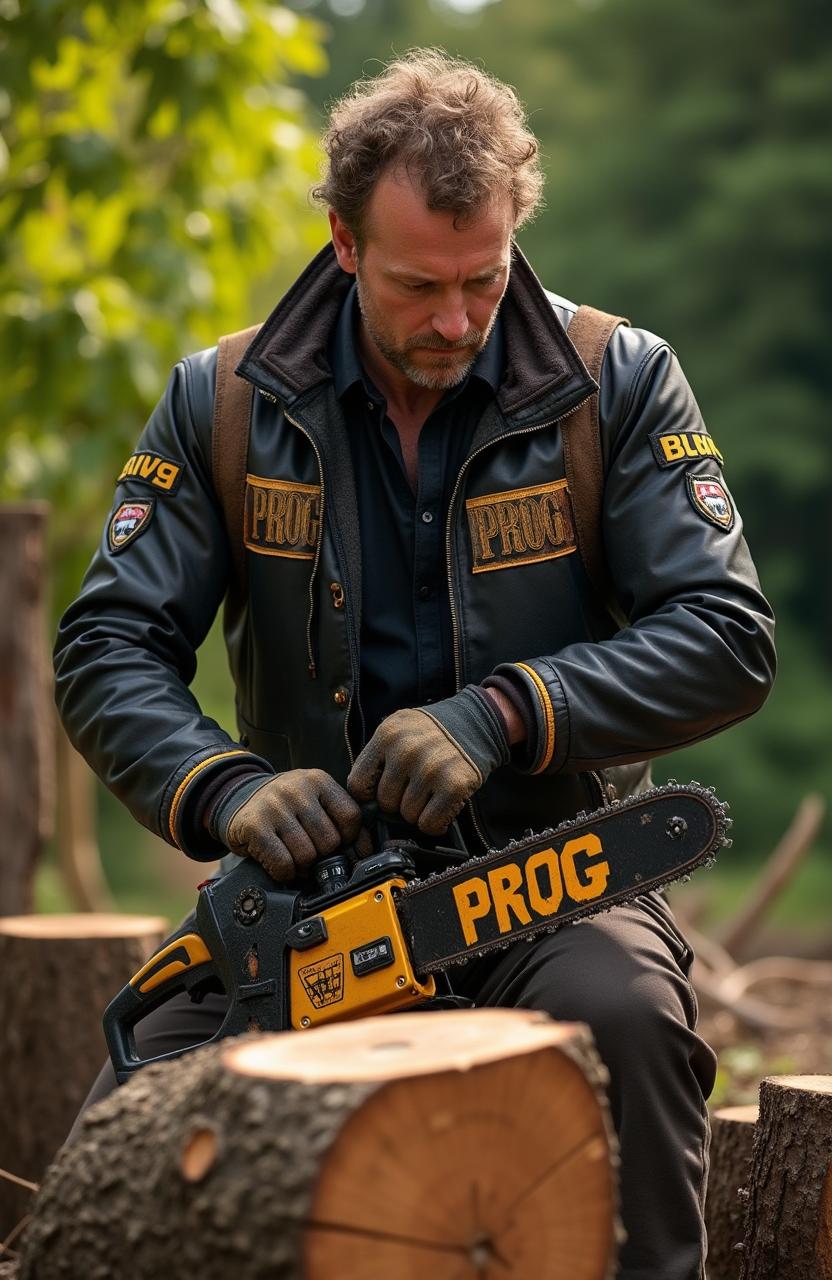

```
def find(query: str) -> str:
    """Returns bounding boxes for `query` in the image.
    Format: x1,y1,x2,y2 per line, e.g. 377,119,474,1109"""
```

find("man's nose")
432,298,469,344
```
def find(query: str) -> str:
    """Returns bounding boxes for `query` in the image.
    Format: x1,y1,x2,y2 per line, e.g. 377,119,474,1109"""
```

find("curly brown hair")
313,49,544,242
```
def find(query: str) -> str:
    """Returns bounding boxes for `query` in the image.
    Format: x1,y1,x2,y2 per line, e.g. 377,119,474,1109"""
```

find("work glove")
211,769,372,882
347,686,510,836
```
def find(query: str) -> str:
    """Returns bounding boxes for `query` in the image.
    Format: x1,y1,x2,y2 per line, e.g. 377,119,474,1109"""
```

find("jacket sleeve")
53,352,272,858
495,327,776,775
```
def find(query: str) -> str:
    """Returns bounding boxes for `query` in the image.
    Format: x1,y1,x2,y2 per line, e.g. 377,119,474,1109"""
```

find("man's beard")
355,272,497,391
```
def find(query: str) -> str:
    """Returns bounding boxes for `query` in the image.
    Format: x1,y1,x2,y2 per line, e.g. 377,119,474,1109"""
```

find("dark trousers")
71,890,715,1280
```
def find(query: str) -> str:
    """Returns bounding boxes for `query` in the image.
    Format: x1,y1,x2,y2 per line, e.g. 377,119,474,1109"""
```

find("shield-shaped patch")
686,474,734,531
108,499,155,553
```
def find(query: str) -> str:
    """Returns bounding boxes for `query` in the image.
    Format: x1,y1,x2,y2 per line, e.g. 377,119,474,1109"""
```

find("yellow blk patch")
297,953,344,1009
650,431,724,468
451,833,611,947
244,474,321,559
118,451,184,492
465,479,576,573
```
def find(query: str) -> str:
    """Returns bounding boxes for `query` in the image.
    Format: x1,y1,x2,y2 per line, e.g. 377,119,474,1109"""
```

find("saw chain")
397,779,730,972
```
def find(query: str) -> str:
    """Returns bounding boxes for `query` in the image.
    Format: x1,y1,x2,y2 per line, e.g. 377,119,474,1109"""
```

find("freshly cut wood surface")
0,913,165,938
300,1025,616,1280
20,1010,620,1280
0,913,167,1239
740,1075,832,1280
706,1105,758,1280
228,1005,589,1080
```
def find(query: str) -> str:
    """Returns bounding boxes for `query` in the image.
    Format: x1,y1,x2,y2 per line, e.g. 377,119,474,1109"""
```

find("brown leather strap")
212,325,261,595
561,304,629,616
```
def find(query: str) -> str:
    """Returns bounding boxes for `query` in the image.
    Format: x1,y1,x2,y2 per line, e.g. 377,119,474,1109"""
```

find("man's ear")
329,210,358,275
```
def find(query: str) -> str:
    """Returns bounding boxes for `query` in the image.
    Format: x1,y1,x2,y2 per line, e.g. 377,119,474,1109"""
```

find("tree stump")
0,503,54,916
705,1104,758,1280
19,1010,621,1280
739,1075,832,1280
0,913,167,1238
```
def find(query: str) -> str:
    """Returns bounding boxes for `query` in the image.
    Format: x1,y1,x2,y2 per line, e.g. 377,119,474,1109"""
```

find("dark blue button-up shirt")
331,285,504,742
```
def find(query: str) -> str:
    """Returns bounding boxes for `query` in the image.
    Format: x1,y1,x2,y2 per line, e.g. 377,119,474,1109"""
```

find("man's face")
330,169,514,391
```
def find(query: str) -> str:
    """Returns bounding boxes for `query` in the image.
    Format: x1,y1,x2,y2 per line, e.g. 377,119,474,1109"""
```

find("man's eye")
405,281,430,291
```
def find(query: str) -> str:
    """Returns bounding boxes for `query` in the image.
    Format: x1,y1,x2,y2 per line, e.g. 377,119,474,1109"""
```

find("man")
55,50,775,1278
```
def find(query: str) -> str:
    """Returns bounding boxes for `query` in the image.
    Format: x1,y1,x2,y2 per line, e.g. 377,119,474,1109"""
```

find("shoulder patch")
465,479,576,573
650,430,723,469
244,475,321,559
117,451,184,493
108,500,155,553
686,474,734,531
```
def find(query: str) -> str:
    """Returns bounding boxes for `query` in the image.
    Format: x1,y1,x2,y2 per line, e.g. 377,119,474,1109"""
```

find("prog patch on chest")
465,479,576,573
650,430,723,469
244,474,321,559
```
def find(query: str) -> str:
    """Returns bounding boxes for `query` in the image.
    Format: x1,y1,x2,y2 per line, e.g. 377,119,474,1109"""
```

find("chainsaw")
104,780,729,1083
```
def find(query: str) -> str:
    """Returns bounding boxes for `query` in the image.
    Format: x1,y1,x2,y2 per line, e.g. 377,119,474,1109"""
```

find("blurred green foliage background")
2,0,829,929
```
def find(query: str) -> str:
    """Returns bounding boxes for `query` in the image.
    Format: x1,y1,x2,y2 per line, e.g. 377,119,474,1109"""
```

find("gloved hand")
347,686,509,835
211,769,372,882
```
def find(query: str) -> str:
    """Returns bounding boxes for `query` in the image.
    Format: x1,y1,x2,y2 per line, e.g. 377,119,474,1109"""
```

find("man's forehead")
362,167,514,267
383,250,510,281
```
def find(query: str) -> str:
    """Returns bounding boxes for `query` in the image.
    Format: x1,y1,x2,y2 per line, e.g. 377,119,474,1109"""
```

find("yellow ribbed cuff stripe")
167,749,250,845
513,663,556,774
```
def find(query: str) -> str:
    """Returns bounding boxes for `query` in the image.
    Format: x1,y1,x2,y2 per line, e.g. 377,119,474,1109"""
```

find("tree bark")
739,1075,832,1280
0,504,54,916
0,914,167,1239
19,1010,621,1280
55,720,114,912
705,1104,758,1280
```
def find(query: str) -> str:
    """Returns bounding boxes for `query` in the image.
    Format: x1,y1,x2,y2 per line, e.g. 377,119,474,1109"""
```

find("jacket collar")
235,242,596,429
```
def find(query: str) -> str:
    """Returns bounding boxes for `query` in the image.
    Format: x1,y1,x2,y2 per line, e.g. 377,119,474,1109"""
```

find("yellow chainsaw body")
288,876,436,1029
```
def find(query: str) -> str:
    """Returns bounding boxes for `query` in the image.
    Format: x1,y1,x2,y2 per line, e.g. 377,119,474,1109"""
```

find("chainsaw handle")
103,928,219,1083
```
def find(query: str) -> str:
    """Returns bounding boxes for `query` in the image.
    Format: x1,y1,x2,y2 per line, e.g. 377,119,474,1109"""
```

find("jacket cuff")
209,773,275,846
161,746,275,860
480,674,536,768
490,659,571,775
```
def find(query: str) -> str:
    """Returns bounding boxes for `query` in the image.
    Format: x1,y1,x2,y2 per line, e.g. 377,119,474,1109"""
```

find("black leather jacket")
54,245,776,858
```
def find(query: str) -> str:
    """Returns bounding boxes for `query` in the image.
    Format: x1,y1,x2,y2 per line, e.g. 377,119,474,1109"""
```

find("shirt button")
418,585,433,600
333,688,348,706
421,511,434,524
367,401,375,412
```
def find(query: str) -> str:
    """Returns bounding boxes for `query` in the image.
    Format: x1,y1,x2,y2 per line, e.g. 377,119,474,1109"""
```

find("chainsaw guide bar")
398,781,731,973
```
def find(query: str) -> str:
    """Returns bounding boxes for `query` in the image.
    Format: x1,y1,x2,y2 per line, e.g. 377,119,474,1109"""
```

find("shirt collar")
331,283,504,404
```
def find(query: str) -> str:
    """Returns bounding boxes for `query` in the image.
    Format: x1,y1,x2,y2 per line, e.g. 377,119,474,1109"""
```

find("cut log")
19,1010,621,1280
705,1105,758,1280
0,503,54,916
739,1075,832,1280
0,913,167,1239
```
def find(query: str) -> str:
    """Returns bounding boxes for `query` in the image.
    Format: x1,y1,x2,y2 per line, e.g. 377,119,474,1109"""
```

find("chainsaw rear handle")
103,925,221,1083
104,858,304,1083
103,813,464,1083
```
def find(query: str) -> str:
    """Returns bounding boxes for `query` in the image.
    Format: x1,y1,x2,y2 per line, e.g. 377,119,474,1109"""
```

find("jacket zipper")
588,770,615,808
444,393,594,850
280,401,358,767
